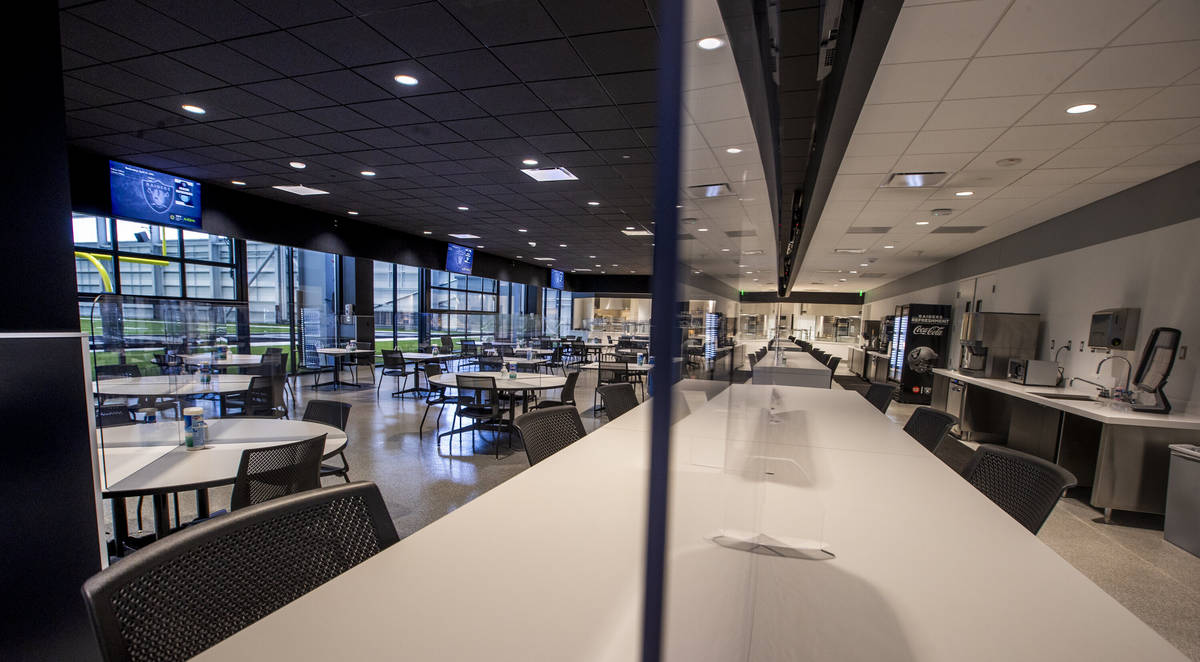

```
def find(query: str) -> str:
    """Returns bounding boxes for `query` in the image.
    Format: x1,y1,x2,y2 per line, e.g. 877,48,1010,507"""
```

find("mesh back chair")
598,383,638,421
543,345,565,374
303,400,353,482
748,353,759,368
378,350,411,397
499,344,516,357
594,361,630,413
439,335,455,353
535,370,579,409
96,363,142,380
419,362,468,435
96,404,134,428
478,355,504,372
863,383,899,413
229,434,325,511
824,356,841,385
460,340,479,370
903,406,959,453
82,482,398,662
342,341,374,386
962,446,1077,534
152,353,182,375
514,405,587,466
440,374,506,457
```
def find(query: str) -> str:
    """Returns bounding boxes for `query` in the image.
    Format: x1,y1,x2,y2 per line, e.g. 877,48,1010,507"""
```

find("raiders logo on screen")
142,178,172,213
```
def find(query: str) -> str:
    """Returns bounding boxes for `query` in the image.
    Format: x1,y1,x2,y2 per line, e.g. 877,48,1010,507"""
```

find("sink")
1029,392,1096,401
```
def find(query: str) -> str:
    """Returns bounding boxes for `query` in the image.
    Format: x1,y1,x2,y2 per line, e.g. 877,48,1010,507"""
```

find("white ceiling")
791,0,1200,294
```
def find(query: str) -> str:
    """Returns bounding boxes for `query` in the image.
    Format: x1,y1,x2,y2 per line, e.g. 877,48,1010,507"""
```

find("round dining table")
98,418,346,544
426,371,566,454
178,352,264,369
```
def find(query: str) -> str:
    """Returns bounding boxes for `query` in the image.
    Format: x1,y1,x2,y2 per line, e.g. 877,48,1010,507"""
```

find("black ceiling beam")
779,0,902,295
740,289,863,305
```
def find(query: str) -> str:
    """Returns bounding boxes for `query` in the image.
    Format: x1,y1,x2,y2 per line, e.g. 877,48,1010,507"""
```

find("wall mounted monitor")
446,243,474,275
109,160,202,230
549,268,565,290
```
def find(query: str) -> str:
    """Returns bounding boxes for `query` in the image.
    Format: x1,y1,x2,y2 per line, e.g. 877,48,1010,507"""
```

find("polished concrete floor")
102,353,1200,660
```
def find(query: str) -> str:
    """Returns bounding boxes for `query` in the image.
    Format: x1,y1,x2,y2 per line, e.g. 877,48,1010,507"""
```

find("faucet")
1070,377,1111,398
1053,345,1070,364
1096,355,1133,397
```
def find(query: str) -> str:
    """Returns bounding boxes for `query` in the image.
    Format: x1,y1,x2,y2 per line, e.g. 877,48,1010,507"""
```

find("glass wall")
429,269,497,343
542,288,574,337
374,262,421,351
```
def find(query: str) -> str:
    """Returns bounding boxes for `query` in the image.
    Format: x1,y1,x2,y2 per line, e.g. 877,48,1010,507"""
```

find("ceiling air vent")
833,248,867,254
882,172,948,188
724,230,756,238
686,183,734,198
846,226,890,234
931,226,984,234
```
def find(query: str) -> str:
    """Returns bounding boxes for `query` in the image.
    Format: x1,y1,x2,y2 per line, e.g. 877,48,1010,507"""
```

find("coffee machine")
959,312,1040,378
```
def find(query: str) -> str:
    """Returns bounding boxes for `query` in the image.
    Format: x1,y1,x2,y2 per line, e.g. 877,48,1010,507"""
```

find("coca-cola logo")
911,325,946,336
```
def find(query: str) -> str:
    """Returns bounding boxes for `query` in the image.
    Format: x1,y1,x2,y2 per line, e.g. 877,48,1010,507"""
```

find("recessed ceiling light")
516,255,523,258
955,191,974,197
884,244,895,249
622,155,631,159
589,255,596,258
528,241,537,247
271,185,328,196
622,229,652,236
738,264,747,267
860,263,869,267
457,206,469,211
360,170,376,176
477,245,484,248
693,270,701,274
745,271,753,274
587,201,600,206
849,270,857,274
521,167,577,182
611,264,618,267
559,243,567,247
753,278,759,282
725,147,743,154
596,264,602,267
915,221,930,226
288,161,306,169
625,226,635,230
697,228,708,232
231,180,246,186
181,104,205,115
518,228,528,233
393,74,418,86
697,37,724,50
423,231,432,235
522,158,538,166
347,210,359,215
449,233,480,239
839,278,848,282
534,257,556,261
1066,103,1097,114
721,248,731,252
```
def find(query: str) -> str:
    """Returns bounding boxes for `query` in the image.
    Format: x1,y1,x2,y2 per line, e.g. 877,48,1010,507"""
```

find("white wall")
865,217,1200,412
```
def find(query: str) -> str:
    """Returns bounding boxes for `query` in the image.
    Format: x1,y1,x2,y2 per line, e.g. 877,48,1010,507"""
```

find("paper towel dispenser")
1089,308,1140,350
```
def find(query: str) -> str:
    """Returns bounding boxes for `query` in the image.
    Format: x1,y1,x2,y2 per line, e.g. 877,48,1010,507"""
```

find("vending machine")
888,303,952,404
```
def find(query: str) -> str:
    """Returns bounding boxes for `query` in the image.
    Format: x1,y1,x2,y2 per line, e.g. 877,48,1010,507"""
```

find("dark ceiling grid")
58,0,674,273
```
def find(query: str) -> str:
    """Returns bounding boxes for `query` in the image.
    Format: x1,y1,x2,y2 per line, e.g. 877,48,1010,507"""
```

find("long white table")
752,352,832,388
196,384,1185,661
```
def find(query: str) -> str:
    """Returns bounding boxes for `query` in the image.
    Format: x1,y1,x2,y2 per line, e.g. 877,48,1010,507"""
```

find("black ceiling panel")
440,118,515,141
347,99,430,127
167,44,283,85
541,0,655,35
295,70,390,104
116,56,227,94
496,111,571,136
420,50,518,90
570,29,658,75
289,18,408,68
440,0,562,46
241,79,334,111
491,40,591,82
300,106,380,132
228,31,342,77
527,78,611,109
362,3,482,57
235,0,351,28
58,13,150,61
67,64,176,99
464,85,547,115
392,122,465,145
404,92,487,121
148,0,276,40
69,0,210,52
598,71,657,104
60,47,100,71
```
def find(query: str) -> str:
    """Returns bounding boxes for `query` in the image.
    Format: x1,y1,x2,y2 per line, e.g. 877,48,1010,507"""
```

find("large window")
245,240,290,354
373,263,421,350
73,213,236,300
543,288,573,337
429,269,497,342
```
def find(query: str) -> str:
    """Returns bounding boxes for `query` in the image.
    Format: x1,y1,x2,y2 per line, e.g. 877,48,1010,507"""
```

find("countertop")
932,369,1200,430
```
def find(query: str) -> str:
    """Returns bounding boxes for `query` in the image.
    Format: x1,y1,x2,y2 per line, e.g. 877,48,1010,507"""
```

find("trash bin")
1165,444,1200,558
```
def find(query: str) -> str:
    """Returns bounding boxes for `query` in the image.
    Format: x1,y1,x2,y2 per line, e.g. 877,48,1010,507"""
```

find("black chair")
477,355,504,372
863,383,898,413
961,446,1077,534
439,334,455,353
514,405,587,466
341,341,375,386
441,374,506,457
594,361,630,413
460,340,479,370
96,363,141,380
543,345,565,374
230,434,325,511
535,370,579,409
902,406,959,453
419,362,468,435
378,350,411,397
95,404,134,428
82,482,398,662
224,375,278,418
303,400,353,482
598,383,638,420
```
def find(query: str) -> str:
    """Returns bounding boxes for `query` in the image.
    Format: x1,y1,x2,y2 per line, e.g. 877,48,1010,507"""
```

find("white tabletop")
399,352,460,361
316,347,375,356
933,369,1200,430
752,353,831,388
478,356,547,366
178,353,263,367
95,375,253,397
197,384,1184,661
427,371,565,391
98,418,346,496
491,347,554,355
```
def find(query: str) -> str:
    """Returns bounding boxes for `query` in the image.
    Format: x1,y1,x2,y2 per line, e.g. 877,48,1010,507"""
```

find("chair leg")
338,451,350,483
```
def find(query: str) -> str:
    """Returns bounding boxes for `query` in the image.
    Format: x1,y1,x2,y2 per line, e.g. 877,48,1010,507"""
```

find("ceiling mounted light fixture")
231,180,246,186
518,228,528,233
915,221,930,226
522,158,538,166
272,185,328,196
697,228,708,232
288,161,306,169
347,210,358,215
457,206,469,211
587,201,600,206
697,37,724,50
725,147,743,154
521,167,577,182
1066,103,1097,114
360,170,376,177
181,104,206,115
559,243,567,247
955,191,974,197
393,74,418,86
449,233,479,239
423,231,432,235
884,244,895,248
528,241,536,247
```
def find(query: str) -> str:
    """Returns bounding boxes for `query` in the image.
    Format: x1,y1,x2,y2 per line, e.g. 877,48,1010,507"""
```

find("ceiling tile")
1040,145,1150,168
882,0,1009,63
168,44,282,85
421,50,518,90
571,28,658,74
227,31,341,77
492,40,591,82
1014,167,1106,186
300,107,379,132
946,51,1094,99
1058,41,1200,91
59,12,150,61
865,60,968,103
599,71,658,105
362,3,482,57
1112,0,1200,45
977,0,1153,56
684,83,750,123
70,0,210,51
1072,118,1200,148
844,132,915,157
147,0,276,40
496,111,571,136
891,152,976,173
853,101,938,133
115,55,226,93
540,0,654,35
241,79,333,111
1119,85,1200,121
1121,143,1200,166
440,0,562,45
923,95,1042,130
528,78,611,109
907,127,1004,154
1017,88,1161,125
289,18,408,67
962,148,1062,170
838,155,900,174
403,92,487,121
990,123,1102,150
1088,165,1177,183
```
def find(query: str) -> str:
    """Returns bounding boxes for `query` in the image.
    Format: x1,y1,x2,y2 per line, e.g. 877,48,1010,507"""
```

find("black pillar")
0,5,103,661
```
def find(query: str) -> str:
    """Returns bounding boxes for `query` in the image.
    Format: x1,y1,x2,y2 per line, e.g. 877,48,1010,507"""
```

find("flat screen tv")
446,243,474,275
109,160,202,230
550,268,565,290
